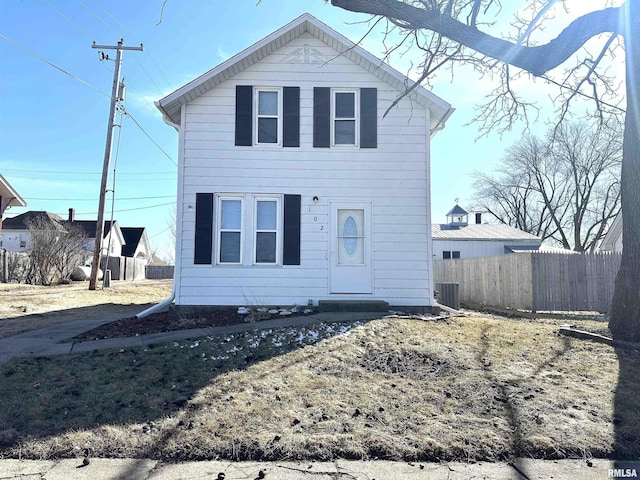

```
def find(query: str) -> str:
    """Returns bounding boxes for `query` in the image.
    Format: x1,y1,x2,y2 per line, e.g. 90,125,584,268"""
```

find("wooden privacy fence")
433,252,622,312
146,265,174,279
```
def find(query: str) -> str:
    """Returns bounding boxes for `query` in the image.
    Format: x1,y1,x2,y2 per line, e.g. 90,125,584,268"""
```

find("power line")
150,225,174,239
89,0,174,91
78,0,170,95
42,0,93,40
124,109,177,165
0,32,110,99
24,195,175,201
51,201,175,217
1,167,175,175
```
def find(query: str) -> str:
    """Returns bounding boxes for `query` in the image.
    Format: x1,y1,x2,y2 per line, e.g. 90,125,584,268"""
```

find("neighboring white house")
1,211,63,251
121,227,152,261
599,213,623,253
155,13,454,309
121,227,152,280
433,205,542,259
1,209,126,259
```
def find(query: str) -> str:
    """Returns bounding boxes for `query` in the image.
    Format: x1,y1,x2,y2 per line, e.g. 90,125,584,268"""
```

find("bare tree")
52,222,89,282
25,216,88,286
473,120,622,252
329,0,639,340
472,134,561,242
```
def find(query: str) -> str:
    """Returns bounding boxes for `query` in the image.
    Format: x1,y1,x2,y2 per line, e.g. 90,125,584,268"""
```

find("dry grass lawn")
0,280,172,338
1,296,638,462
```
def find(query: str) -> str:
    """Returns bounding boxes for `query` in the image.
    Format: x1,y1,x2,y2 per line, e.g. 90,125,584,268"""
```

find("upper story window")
313,87,377,149
256,88,281,145
235,86,299,147
333,90,357,146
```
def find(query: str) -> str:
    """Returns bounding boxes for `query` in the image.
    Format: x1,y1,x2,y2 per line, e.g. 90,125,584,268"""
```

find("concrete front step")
318,300,389,313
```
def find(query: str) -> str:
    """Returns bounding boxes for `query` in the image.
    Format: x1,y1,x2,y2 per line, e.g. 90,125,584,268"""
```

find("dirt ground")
0,280,172,338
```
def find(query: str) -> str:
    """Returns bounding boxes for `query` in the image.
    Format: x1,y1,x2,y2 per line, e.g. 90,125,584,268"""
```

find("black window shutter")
194,193,213,264
283,87,300,147
360,87,377,148
235,85,253,146
283,194,301,266
313,87,331,148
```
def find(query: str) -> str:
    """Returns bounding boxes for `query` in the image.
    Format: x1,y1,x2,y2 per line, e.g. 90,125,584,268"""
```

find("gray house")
432,205,542,260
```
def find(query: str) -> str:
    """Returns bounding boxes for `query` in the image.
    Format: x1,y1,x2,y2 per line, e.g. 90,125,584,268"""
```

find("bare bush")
25,216,88,286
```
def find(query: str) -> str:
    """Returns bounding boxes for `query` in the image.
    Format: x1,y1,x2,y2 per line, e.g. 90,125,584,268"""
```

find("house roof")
599,212,622,252
432,223,542,242
2,211,63,230
69,220,116,239
121,227,145,257
446,205,468,217
149,254,167,266
156,13,454,132
0,174,26,212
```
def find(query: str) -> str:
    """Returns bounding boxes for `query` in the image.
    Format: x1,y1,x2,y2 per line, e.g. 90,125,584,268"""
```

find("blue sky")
1,1,607,261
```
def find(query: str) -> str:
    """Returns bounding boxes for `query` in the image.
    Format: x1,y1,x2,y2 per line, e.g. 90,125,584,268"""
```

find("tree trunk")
609,1,640,341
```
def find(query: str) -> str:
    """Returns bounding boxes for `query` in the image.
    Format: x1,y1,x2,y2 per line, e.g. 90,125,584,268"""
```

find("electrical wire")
1,168,174,176
42,0,93,40
0,32,111,99
23,195,175,201
88,0,174,91
123,109,177,165
102,104,125,288
51,201,176,217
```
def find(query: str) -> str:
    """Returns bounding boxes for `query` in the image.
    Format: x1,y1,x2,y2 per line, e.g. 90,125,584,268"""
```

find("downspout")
428,104,455,309
425,106,435,308
136,103,183,319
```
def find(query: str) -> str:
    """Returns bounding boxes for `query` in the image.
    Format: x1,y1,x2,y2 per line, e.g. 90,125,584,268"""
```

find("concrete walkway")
0,310,383,363
0,457,631,479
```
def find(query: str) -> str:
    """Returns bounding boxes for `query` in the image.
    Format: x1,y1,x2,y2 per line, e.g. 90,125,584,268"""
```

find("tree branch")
331,0,621,76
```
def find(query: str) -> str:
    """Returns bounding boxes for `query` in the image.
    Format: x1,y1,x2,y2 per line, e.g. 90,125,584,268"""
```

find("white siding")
433,239,541,260
0,229,30,252
176,33,433,307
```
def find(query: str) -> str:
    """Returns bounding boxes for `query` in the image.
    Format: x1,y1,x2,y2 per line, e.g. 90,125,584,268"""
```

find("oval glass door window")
343,216,358,255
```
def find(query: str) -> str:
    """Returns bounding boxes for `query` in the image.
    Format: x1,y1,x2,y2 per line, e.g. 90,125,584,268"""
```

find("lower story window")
255,198,279,264
443,251,460,260
218,198,243,264
215,194,281,265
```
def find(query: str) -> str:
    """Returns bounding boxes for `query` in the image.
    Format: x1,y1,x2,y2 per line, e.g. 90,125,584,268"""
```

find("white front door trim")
329,201,373,294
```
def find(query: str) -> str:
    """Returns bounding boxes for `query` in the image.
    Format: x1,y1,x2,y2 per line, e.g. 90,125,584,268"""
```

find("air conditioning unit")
435,282,460,310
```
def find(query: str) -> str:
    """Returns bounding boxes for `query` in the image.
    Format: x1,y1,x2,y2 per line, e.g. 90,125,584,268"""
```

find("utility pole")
89,39,143,290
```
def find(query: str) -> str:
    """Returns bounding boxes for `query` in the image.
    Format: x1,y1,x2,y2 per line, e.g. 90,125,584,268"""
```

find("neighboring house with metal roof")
1,208,126,259
433,205,542,260
0,174,27,238
599,212,622,253
154,13,453,310
1,211,62,251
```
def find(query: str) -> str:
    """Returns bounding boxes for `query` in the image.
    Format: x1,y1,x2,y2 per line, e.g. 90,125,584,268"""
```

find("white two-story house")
155,13,453,310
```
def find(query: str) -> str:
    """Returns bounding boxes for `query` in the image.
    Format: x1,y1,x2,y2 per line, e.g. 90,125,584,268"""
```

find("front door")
330,203,373,294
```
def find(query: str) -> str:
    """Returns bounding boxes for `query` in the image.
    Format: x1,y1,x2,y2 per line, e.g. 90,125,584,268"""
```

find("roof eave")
0,174,27,209
156,13,453,127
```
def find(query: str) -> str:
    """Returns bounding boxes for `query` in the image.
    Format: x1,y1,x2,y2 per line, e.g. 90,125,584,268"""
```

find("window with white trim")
213,194,284,266
332,89,358,146
217,197,243,264
255,88,281,145
254,197,281,264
